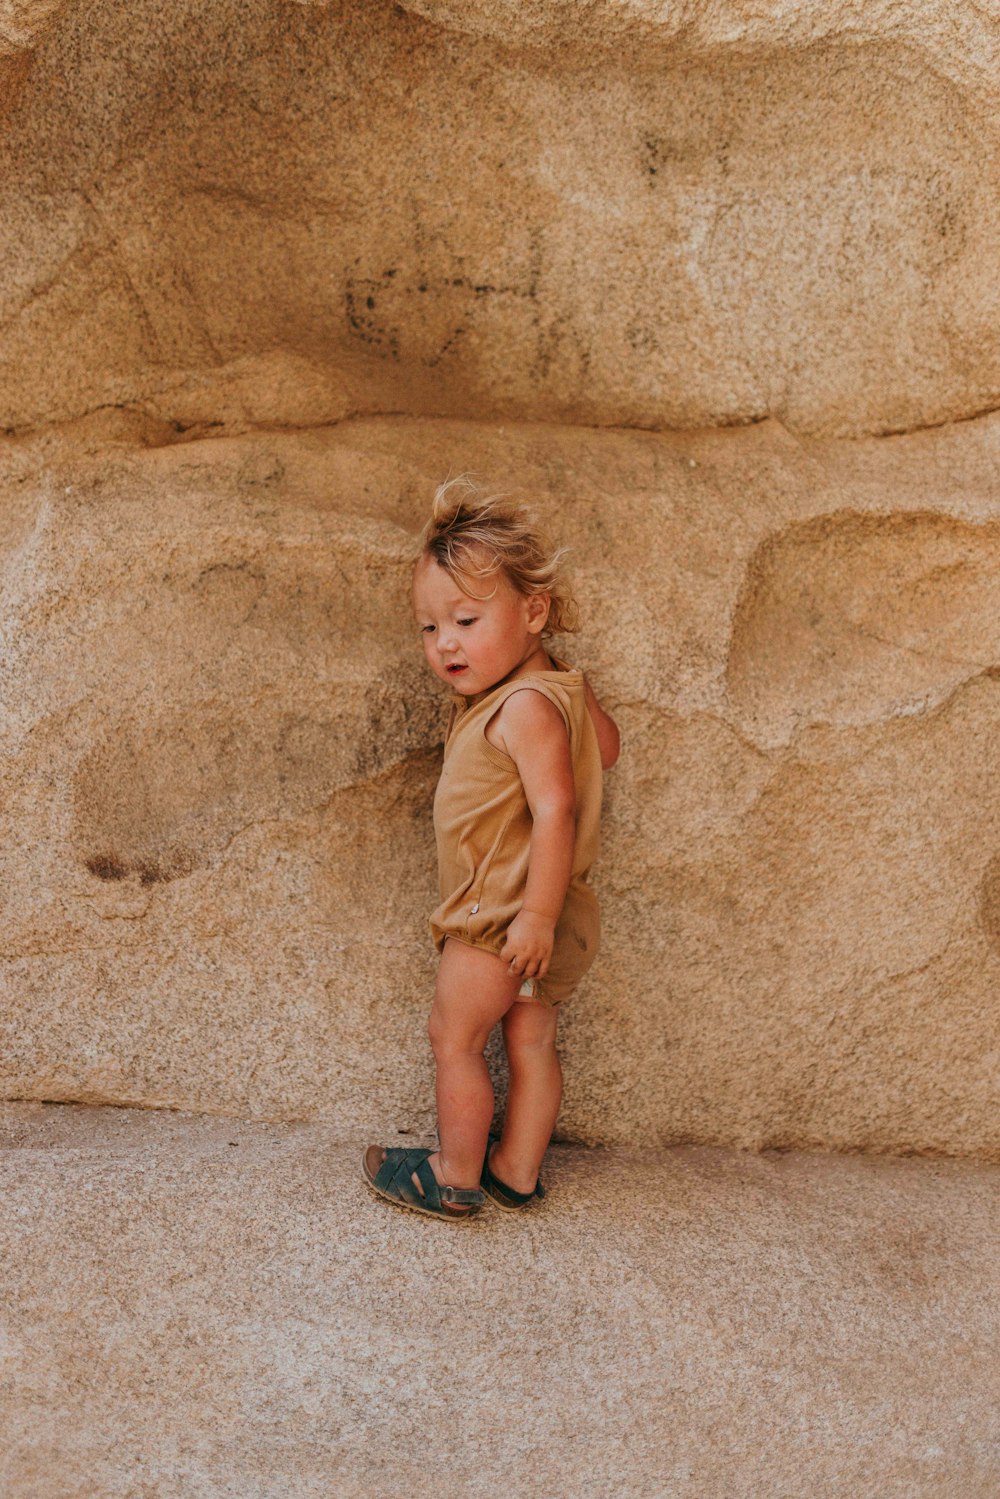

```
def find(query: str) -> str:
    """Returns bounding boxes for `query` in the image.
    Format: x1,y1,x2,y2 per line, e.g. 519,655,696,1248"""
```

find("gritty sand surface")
1,1101,997,1498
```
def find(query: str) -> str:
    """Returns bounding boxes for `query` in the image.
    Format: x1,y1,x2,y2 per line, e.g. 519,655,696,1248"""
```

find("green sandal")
363,1145,485,1221
480,1135,546,1212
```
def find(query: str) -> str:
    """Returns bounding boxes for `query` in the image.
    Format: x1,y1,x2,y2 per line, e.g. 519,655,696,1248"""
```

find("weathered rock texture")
2,1102,998,1497
2,1,1000,1158
2,0,1000,437
4,413,1000,1156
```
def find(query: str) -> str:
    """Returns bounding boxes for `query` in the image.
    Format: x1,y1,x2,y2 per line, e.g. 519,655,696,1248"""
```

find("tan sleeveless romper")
429,655,603,1007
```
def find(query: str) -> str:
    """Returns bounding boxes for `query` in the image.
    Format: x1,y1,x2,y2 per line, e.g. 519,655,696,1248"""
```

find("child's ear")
527,591,551,634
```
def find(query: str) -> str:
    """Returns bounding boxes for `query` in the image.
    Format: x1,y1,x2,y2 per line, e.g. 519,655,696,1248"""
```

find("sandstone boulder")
3,414,1000,1156
1,0,998,437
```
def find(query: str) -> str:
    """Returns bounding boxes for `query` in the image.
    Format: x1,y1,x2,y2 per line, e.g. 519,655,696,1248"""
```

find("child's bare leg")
491,999,562,1193
425,937,521,1189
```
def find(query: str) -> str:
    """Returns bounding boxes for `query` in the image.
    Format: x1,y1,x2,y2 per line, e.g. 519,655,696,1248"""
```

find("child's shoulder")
484,685,571,760
483,666,580,757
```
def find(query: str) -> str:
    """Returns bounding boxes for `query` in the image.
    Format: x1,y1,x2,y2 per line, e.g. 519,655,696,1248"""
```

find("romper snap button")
470,903,479,914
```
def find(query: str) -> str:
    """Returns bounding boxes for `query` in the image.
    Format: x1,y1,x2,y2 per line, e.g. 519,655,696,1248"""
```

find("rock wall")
2,0,1000,1156
3,0,1000,439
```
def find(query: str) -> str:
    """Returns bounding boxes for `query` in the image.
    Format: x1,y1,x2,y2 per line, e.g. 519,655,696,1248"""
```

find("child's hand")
499,908,556,980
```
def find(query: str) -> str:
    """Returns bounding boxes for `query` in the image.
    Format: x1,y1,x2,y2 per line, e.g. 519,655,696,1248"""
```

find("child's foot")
363,1147,478,1201
364,1145,485,1217
481,1140,546,1210
485,1145,539,1193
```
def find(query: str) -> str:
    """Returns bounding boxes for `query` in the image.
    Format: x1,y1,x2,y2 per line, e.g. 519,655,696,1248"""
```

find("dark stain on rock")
85,854,128,881
85,853,184,885
345,273,400,359
238,454,285,488
425,324,468,369
643,133,706,185
346,251,544,371
643,135,675,181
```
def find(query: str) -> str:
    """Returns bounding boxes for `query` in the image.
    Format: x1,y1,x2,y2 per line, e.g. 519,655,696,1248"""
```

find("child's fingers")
500,935,554,978
504,951,533,977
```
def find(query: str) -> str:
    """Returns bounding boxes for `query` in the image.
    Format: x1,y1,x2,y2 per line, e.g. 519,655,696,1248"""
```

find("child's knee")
503,1005,558,1060
427,1004,448,1057
428,1001,485,1060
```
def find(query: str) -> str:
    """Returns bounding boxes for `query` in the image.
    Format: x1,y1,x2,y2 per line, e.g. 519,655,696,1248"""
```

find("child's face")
412,553,550,695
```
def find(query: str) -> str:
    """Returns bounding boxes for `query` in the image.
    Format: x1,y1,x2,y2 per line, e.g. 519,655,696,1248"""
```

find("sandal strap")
412,1155,484,1209
373,1148,485,1212
438,1182,486,1206
482,1147,545,1204
374,1148,429,1207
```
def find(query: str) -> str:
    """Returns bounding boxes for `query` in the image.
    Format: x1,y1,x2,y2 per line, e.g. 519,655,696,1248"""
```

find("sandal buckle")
440,1184,482,1206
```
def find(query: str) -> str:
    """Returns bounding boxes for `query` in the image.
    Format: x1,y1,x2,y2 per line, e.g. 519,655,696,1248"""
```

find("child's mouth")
447,664,468,675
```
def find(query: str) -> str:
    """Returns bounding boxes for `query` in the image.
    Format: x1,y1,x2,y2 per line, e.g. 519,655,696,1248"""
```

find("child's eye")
458,618,476,627
421,624,435,634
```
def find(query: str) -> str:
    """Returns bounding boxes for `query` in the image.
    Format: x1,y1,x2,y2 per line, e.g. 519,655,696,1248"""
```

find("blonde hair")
417,475,580,637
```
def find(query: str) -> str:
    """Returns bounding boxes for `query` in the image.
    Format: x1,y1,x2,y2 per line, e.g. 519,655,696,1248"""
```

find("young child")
363,477,620,1221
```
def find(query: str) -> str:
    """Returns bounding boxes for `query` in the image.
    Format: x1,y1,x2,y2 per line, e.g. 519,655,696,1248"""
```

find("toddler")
363,477,620,1220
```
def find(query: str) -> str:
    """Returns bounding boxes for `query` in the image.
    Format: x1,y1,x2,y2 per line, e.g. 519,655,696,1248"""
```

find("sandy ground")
0,1101,997,1498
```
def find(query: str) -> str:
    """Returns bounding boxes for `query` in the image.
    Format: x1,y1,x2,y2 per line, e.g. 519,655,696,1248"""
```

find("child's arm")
583,676,621,769
493,691,576,983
